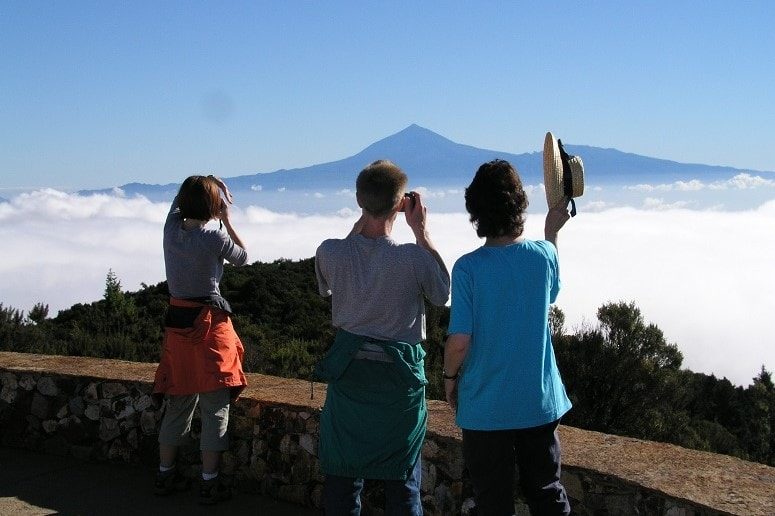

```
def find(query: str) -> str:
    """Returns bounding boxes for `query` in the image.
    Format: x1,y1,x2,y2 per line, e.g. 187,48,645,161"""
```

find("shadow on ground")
0,447,320,515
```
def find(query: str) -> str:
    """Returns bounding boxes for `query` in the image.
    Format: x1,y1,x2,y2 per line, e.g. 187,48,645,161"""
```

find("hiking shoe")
199,476,231,505
154,467,190,496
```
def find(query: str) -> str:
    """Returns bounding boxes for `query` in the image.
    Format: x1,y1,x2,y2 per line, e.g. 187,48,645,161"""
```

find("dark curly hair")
465,159,529,238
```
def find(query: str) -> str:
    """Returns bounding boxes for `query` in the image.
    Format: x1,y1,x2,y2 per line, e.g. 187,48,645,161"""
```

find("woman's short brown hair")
356,160,408,217
465,159,529,238
177,175,222,221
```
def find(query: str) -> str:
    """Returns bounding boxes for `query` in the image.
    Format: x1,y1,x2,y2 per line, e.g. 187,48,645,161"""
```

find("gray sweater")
163,196,248,300
315,234,449,343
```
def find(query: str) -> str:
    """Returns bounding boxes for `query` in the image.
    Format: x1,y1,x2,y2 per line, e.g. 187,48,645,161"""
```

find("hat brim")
543,132,566,209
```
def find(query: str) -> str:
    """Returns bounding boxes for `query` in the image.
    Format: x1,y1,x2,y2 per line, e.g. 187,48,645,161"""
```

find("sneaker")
154,467,190,496
199,475,231,505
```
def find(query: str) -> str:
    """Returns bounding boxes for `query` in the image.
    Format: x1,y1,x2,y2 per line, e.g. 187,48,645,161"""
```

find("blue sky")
2,1,774,189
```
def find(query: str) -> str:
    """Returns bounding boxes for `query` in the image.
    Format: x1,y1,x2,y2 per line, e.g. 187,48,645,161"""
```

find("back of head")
465,159,529,238
177,175,221,221
356,160,408,218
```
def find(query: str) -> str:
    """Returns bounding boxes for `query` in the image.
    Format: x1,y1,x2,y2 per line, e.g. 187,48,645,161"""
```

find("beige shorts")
158,388,230,451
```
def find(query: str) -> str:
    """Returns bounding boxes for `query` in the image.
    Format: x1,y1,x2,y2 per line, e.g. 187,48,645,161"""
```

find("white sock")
202,471,219,481
159,464,175,473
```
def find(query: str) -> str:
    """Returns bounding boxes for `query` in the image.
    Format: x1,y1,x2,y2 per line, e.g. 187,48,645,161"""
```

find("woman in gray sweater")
153,175,248,505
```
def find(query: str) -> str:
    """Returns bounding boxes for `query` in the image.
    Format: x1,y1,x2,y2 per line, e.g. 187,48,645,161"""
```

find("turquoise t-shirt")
447,239,572,430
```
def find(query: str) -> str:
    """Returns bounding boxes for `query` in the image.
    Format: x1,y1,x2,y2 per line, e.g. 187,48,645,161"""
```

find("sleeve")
447,259,473,335
203,231,247,266
314,243,332,297
164,195,181,232
217,233,248,266
546,242,561,304
413,246,450,306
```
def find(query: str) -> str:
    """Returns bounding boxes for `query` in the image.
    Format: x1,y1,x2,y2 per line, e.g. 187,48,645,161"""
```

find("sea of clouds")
1,188,773,386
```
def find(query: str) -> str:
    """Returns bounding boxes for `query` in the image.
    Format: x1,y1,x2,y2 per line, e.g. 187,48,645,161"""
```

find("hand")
218,199,231,223
208,175,234,205
444,378,458,413
545,202,571,239
348,214,366,237
403,191,428,240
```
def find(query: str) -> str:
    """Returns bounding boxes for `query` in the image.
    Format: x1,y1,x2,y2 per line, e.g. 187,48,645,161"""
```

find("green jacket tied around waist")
314,329,428,480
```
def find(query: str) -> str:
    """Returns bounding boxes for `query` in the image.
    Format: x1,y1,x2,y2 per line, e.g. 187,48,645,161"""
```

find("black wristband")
442,370,458,380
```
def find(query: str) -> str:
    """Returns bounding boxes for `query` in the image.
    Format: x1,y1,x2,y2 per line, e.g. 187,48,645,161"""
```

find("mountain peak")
361,124,458,155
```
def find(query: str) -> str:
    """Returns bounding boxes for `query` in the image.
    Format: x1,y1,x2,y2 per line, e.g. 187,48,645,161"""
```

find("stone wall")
1,352,773,515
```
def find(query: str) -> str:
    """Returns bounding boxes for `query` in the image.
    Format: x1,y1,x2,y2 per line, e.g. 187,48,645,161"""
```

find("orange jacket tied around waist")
153,298,247,401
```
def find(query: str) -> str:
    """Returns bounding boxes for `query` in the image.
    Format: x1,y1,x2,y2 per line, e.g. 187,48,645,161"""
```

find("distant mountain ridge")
83,124,769,198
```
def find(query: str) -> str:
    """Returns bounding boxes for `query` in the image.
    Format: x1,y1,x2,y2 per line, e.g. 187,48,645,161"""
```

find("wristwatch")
442,369,458,380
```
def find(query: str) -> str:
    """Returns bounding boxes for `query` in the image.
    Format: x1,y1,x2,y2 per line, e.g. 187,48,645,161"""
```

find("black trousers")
462,420,571,516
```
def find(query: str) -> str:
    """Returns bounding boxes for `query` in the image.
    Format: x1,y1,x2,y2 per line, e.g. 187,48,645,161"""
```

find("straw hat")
543,131,584,215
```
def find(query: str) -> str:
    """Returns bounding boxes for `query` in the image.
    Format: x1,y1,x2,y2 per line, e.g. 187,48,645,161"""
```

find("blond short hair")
356,160,408,217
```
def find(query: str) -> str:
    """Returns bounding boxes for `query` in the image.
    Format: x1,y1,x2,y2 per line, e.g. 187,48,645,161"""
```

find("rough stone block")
84,404,100,421
84,382,99,400
112,398,135,420
422,439,440,460
221,451,236,475
310,483,324,509
243,399,261,418
235,440,250,465
126,428,138,449
305,417,319,434
108,439,132,461
30,393,50,419
422,494,439,516
230,415,254,439
0,387,17,404
68,396,85,416
253,438,268,457
290,450,314,484
56,404,69,420
250,456,268,480
434,484,455,515
0,372,17,390
102,382,128,399
42,419,59,434
436,452,465,480
99,417,121,442
279,434,292,456
561,471,584,503
134,394,153,412
37,377,59,396
140,410,158,435
421,461,437,494
18,375,36,391
299,433,317,456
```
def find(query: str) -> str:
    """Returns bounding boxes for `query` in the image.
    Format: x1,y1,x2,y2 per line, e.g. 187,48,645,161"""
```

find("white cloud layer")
1,190,773,386
625,173,775,192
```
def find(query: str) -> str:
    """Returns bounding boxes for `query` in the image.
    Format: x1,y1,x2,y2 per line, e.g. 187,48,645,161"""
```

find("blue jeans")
323,457,423,516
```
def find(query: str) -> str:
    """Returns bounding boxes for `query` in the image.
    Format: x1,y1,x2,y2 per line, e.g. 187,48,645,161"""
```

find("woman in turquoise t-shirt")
445,159,572,515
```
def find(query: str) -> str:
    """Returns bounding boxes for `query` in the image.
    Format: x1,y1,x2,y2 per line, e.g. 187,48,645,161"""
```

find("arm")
443,333,471,411
209,175,247,254
219,203,247,251
544,204,571,252
404,191,449,280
